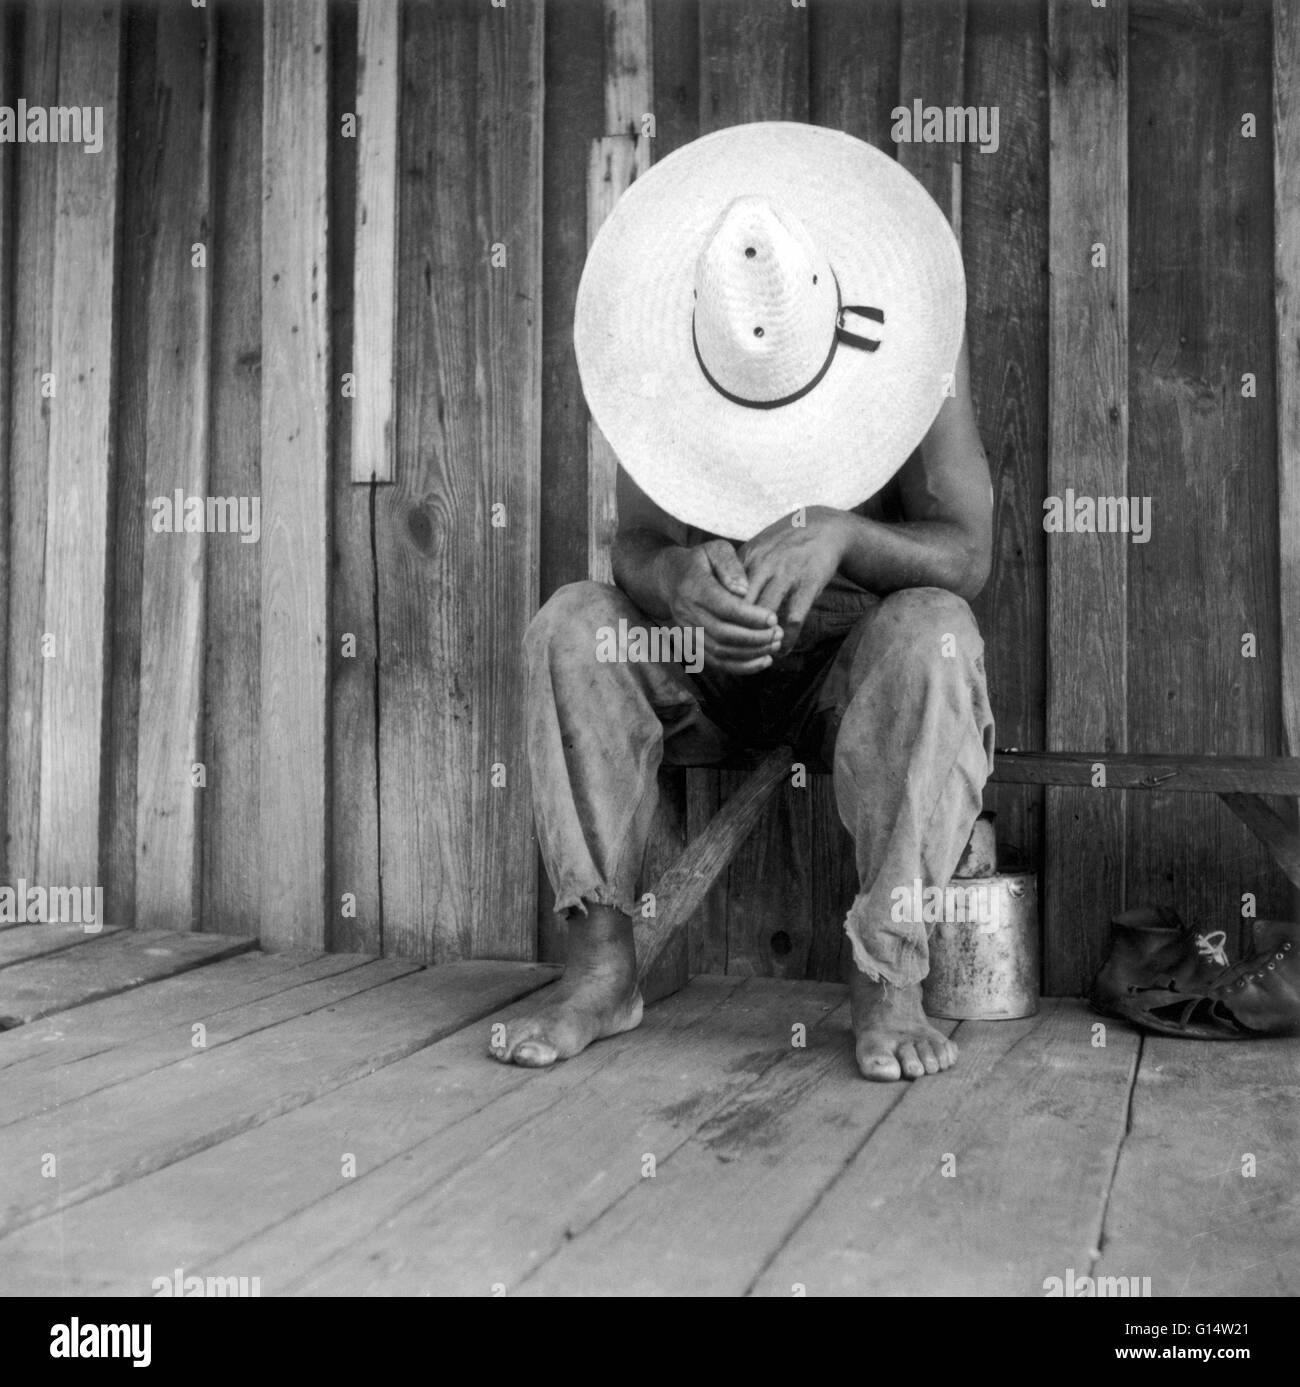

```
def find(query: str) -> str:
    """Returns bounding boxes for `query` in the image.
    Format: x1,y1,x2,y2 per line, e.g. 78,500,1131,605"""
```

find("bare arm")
834,335,993,601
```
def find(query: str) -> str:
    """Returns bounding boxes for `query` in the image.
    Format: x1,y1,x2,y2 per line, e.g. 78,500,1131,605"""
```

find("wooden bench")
635,749,1300,986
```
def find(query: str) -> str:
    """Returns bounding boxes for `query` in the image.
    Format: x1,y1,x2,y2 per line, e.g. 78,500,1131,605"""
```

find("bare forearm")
835,511,990,602
611,529,689,619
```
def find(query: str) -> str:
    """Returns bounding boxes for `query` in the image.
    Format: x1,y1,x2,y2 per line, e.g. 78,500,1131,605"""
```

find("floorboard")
0,929,251,1026
521,1005,956,1296
0,923,122,967
0,960,556,1242
0,950,365,1074
1094,1033,1300,1297
1,957,421,1127
751,1001,1140,1296
0,960,1284,1298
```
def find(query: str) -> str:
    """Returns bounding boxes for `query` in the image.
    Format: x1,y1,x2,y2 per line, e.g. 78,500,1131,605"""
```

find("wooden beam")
1219,793,1300,892
991,751,1300,796
134,2,214,930
350,0,400,484
1276,0,1300,921
37,2,121,889
1044,0,1128,994
260,0,330,950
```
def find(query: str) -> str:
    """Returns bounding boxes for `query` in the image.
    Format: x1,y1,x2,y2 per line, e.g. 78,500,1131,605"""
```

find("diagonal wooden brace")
636,746,793,986
1219,793,1300,892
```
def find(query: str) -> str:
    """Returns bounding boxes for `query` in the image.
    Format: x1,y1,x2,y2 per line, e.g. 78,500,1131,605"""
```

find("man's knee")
878,586,980,654
524,580,627,661
848,586,982,686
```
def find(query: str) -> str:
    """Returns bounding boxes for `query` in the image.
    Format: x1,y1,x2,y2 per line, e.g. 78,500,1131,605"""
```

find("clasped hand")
667,507,848,676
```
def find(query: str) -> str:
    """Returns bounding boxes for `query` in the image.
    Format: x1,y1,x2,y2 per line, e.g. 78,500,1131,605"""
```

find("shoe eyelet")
1277,951,1287,960
1267,962,1276,970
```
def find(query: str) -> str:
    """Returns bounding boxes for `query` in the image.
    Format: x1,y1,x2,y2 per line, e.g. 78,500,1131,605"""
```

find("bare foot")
851,970,957,1082
489,905,643,1068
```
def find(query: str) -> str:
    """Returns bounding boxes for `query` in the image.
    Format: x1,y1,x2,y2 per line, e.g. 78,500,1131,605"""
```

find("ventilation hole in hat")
753,326,764,337
744,246,756,258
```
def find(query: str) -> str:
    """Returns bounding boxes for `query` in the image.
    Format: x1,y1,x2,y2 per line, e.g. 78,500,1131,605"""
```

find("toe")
512,1038,559,1067
856,1039,903,1082
939,1036,958,1070
914,1038,940,1075
896,1041,925,1079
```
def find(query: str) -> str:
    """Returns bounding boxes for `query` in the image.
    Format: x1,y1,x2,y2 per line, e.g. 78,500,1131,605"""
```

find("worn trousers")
523,579,995,987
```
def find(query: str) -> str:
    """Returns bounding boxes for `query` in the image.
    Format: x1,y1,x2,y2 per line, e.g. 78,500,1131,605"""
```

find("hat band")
691,273,884,411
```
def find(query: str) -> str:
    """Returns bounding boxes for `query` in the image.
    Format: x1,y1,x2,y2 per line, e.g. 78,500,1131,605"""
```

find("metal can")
921,872,1040,1020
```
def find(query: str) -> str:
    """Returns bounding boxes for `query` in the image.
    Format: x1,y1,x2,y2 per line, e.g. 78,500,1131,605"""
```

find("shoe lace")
1195,930,1230,967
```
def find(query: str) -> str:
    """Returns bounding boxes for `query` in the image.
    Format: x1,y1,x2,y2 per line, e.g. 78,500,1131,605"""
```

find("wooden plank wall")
1125,0,1284,960
0,1,14,879
1044,0,1129,993
0,0,1293,991
133,3,214,931
376,0,542,962
260,0,329,951
36,2,121,889
1276,0,1300,926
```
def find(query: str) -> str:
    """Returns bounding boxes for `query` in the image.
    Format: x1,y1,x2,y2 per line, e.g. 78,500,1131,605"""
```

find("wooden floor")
0,924,1295,1297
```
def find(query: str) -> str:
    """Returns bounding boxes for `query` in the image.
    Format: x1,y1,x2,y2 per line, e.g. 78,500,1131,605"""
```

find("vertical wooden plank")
380,0,541,962
699,0,807,131
5,3,58,887
330,0,382,953
539,0,603,609
537,0,604,959
1045,0,1128,994
646,0,705,978
586,136,640,586
260,0,329,950
794,0,906,983
1127,0,1286,951
351,0,399,485
587,1,652,585
103,3,149,932
37,1,121,889
0,1,14,880
809,0,900,149
650,0,698,161
696,0,808,979
203,0,264,936
965,0,1049,922
605,0,652,136
134,2,214,930
896,0,966,224
1277,0,1300,925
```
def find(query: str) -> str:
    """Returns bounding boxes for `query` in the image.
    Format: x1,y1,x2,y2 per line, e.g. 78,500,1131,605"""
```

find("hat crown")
692,197,839,405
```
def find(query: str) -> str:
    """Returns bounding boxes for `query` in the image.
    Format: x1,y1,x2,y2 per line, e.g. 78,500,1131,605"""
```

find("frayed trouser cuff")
844,917,928,990
552,885,638,919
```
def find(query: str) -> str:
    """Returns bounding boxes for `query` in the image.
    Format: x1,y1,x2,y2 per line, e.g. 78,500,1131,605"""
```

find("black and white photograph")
0,0,1295,1336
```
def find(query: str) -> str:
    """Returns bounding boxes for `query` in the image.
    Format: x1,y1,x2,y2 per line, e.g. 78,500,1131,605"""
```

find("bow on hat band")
691,271,885,411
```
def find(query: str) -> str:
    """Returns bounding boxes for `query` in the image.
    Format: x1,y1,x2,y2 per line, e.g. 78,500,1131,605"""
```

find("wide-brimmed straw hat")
574,122,966,540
